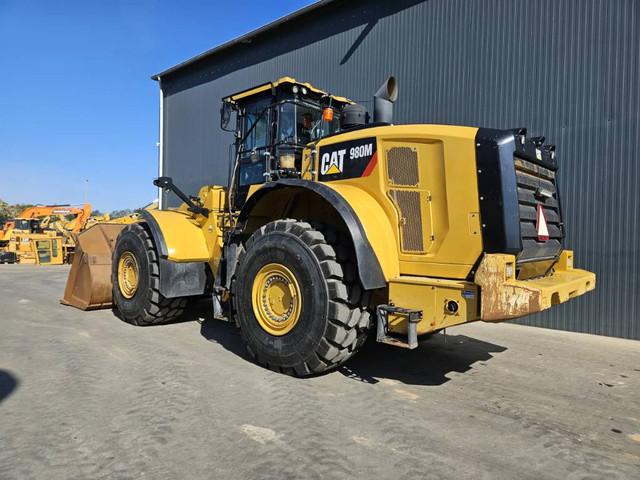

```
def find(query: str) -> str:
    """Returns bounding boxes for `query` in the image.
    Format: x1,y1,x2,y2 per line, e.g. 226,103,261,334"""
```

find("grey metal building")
153,0,639,340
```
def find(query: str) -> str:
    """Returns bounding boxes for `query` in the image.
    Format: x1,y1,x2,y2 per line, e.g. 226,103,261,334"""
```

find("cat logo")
320,149,346,175
318,138,377,181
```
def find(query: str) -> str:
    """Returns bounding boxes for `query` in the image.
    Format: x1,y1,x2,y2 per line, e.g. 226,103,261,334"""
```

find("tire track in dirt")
222,368,358,480
2,267,640,480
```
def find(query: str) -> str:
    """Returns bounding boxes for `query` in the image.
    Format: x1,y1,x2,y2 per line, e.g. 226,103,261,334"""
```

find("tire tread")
112,223,187,326
234,219,372,376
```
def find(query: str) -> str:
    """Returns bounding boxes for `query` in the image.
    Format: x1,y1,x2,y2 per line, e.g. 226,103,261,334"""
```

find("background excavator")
0,204,92,264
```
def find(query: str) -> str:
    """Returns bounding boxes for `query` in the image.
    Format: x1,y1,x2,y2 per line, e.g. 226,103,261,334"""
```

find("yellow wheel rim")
252,263,302,336
118,251,139,299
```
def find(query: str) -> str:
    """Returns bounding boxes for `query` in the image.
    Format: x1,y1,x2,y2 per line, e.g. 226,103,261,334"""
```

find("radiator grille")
390,190,424,252
387,147,419,186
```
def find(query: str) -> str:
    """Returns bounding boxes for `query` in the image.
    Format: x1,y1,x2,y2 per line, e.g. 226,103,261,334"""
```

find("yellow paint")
313,124,483,280
246,184,263,200
5,233,65,265
387,276,479,335
468,212,481,235
226,76,352,104
140,81,596,342
386,250,595,334
147,186,228,274
324,183,400,281
251,262,302,336
117,251,139,299
147,209,210,261
197,186,228,275
325,164,341,174
474,251,596,321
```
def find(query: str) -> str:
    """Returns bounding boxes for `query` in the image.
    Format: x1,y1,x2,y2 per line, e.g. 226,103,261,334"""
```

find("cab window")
242,98,271,152
15,220,28,230
277,102,339,146
239,160,267,187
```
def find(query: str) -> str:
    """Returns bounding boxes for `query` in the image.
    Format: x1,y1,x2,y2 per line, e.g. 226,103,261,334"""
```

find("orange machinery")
0,204,92,264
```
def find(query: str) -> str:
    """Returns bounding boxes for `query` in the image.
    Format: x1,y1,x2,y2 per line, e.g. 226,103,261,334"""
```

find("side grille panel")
387,147,419,186
389,190,424,253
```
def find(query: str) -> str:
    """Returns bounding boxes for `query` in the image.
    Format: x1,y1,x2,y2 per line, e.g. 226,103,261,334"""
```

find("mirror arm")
153,177,210,217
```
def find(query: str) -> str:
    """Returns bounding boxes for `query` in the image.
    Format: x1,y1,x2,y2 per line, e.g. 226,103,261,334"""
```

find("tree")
0,200,12,224
0,199,34,224
110,209,133,219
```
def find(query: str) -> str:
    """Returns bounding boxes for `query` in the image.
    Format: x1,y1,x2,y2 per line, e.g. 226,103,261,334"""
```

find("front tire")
233,220,371,376
112,223,187,326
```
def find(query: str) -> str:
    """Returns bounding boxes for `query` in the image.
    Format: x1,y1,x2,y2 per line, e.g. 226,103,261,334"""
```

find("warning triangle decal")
325,164,341,174
536,204,550,241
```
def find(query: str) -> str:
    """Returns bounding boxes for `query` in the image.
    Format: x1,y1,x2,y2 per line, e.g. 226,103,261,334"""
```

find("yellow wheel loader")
63,76,595,376
0,204,93,264
0,218,65,265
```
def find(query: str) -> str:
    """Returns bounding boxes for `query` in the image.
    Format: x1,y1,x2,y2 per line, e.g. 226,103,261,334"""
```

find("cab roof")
224,76,352,105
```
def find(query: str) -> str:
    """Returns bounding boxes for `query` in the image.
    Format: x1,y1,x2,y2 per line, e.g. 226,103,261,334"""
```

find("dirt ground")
0,264,638,479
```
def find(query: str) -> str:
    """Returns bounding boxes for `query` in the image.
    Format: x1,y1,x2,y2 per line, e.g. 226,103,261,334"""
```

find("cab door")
35,238,64,265
35,240,52,264
234,96,274,209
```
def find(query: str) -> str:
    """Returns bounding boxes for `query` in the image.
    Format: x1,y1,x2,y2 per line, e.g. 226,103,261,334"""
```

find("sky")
0,0,312,212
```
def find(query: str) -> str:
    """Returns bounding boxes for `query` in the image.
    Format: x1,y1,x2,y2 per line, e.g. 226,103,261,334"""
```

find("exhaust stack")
373,76,398,124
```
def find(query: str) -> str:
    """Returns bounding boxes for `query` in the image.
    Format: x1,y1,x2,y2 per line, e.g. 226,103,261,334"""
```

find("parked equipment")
64,76,595,375
0,218,66,265
15,204,92,233
0,204,93,264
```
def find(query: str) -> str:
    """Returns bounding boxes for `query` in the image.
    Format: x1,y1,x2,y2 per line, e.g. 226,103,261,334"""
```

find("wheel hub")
252,263,301,336
118,251,139,299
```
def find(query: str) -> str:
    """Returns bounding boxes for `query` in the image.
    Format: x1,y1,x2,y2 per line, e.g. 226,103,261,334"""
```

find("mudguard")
237,179,395,290
139,210,208,298
324,182,400,282
140,210,209,261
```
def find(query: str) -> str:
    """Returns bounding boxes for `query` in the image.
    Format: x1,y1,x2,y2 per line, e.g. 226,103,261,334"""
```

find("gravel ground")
0,264,638,480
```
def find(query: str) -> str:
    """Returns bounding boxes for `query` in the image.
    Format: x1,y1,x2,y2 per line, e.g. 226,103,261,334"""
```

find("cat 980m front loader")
63,76,595,376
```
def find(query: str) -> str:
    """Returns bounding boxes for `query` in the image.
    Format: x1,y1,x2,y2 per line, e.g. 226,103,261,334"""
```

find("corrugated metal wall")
160,0,640,339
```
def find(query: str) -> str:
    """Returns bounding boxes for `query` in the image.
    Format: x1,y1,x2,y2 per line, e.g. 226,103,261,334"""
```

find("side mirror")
153,176,174,191
220,101,235,131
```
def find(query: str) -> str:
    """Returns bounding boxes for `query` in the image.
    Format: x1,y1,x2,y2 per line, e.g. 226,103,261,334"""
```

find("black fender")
138,210,207,298
236,179,386,290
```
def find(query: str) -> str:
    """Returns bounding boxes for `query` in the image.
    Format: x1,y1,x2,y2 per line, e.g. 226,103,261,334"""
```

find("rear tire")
112,223,187,326
233,220,372,376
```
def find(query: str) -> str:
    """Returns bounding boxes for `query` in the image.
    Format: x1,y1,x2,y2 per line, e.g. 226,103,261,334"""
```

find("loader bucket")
61,224,126,310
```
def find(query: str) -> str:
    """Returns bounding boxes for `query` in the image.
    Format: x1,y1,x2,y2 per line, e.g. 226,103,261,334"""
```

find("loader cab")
13,218,42,234
222,77,352,209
